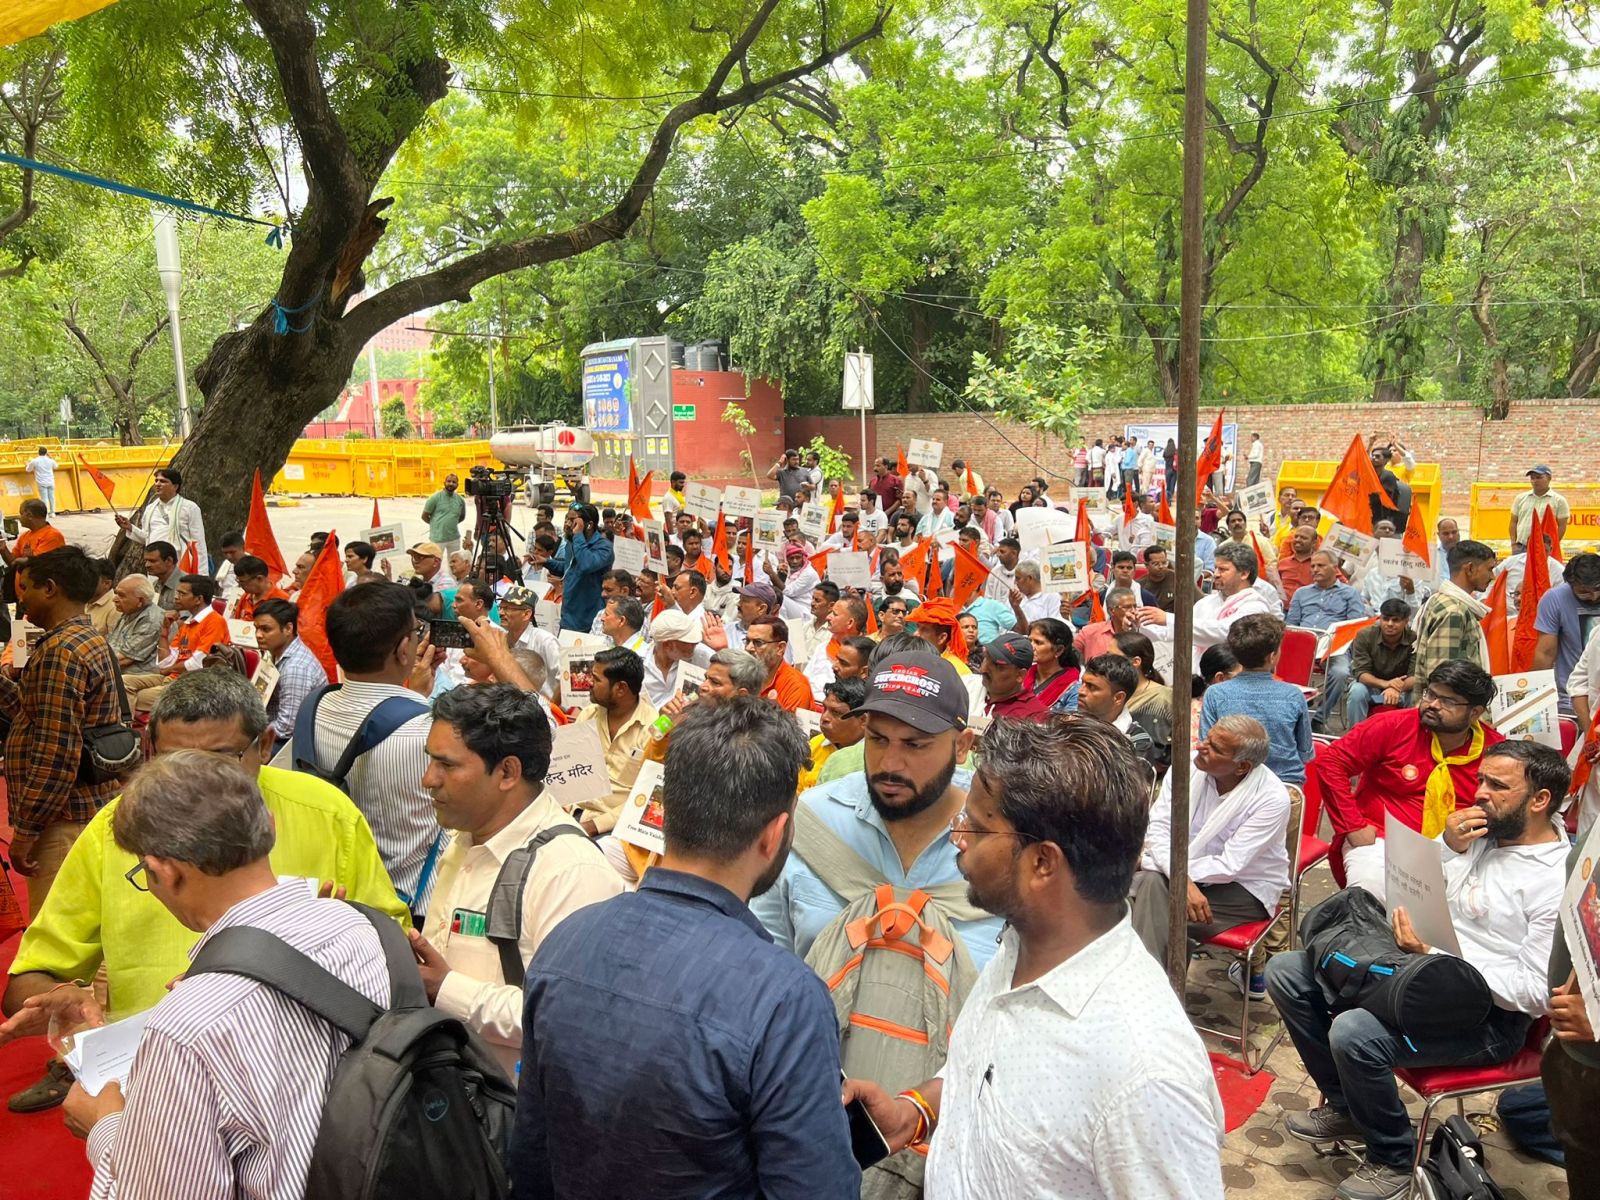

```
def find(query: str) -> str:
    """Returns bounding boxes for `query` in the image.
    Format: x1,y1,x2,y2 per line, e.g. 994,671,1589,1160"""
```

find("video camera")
464,464,520,500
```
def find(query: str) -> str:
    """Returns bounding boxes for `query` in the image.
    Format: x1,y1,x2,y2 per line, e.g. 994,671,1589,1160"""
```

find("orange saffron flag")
294,533,345,683
1538,502,1564,564
1249,532,1268,579
178,540,200,575
1326,617,1377,659
1401,498,1431,567
964,465,979,497
896,445,909,476
809,549,831,578
949,539,992,609
1569,705,1600,795
245,470,288,581
1122,488,1136,528
1072,588,1106,623
370,498,382,529
1319,433,1385,535
864,594,879,634
1194,411,1225,505
711,512,731,574
1480,570,1513,676
1511,531,1553,672
1158,480,1174,527
628,460,655,523
77,454,118,506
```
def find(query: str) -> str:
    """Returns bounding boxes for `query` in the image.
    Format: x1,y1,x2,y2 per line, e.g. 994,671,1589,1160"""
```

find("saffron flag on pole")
896,445,909,476
949,539,992,610
712,512,731,574
294,533,345,683
627,459,656,523
1511,523,1554,672
964,464,979,498
1158,479,1174,527
1538,502,1564,565
370,498,382,529
77,455,118,507
244,470,288,581
1480,570,1514,676
1319,433,1385,535
1122,487,1136,529
178,540,200,575
1194,411,1225,505
1401,497,1431,567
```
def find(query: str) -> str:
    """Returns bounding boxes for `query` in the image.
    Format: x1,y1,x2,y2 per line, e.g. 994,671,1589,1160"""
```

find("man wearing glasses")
1312,659,1504,899
744,617,814,714
0,669,405,1113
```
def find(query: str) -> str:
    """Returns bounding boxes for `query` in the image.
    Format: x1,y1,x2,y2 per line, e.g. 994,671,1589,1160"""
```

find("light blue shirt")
1287,580,1369,630
750,770,1002,972
960,597,1015,646
1194,530,1216,576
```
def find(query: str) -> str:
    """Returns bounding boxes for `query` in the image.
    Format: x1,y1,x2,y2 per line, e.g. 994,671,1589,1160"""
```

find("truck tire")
538,481,556,508
575,482,591,506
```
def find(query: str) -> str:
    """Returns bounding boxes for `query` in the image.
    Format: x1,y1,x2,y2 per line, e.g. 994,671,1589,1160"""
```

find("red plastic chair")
1288,775,1329,949
240,648,262,679
1275,628,1319,688
1393,1018,1549,1185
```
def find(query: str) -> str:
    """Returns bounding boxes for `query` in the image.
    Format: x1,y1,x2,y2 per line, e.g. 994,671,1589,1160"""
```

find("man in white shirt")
843,717,1224,1200
1006,560,1059,628
903,464,936,519
412,683,622,1078
856,489,889,539
25,447,58,516
116,467,208,571
1246,433,1265,486
1129,715,1289,966
1120,493,1157,552
1267,740,1570,1200
496,586,562,696
983,537,1022,601
772,543,820,622
916,489,955,540
1139,542,1271,672
640,608,702,709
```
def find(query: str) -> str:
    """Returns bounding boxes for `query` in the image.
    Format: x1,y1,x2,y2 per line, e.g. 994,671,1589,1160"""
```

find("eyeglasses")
949,808,1039,842
1420,688,1471,709
745,638,779,650
125,860,150,892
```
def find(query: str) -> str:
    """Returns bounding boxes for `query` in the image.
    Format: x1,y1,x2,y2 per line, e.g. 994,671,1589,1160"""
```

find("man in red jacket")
1313,658,1502,899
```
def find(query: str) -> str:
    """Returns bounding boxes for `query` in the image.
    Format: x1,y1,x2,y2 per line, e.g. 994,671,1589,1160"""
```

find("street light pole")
442,226,499,435
152,212,192,438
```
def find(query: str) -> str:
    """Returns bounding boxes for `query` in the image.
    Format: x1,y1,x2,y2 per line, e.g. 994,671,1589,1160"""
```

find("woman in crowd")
1111,629,1174,771
1026,617,1080,713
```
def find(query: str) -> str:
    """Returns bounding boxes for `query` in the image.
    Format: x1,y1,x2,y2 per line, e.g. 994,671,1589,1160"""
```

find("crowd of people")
0,436,1594,1200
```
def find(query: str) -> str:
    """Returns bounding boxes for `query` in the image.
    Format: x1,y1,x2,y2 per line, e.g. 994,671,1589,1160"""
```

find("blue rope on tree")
271,293,319,335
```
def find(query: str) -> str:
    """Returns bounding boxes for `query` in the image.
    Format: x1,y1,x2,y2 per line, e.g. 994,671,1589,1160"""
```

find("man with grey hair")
704,648,765,699
1129,714,1291,974
1140,540,1272,672
108,572,163,672
62,751,395,1197
1006,560,1058,628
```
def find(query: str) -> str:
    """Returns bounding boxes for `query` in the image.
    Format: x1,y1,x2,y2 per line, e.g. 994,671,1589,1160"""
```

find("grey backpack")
796,804,985,1199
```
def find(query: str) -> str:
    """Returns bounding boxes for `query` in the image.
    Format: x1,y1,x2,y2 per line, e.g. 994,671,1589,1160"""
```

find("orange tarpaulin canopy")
3,0,117,47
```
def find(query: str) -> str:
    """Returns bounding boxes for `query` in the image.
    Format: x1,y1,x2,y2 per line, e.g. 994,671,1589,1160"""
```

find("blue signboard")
583,350,632,433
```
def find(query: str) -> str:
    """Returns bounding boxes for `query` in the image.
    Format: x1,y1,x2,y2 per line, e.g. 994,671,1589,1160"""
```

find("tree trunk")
1371,215,1428,405
1566,318,1600,398
1487,354,1510,419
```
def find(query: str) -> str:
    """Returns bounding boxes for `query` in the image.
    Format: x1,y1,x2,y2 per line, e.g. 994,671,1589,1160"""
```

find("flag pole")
1167,0,1209,993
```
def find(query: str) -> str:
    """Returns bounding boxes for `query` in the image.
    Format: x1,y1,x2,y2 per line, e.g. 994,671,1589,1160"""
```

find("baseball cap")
849,654,967,735
648,609,702,645
1526,465,1553,477
738,581,777,605
499,585,537,608
984,632,1034,669
408,541,443,558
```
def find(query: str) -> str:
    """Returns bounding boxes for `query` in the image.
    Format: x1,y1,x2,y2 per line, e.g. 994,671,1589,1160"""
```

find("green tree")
380,395,414,438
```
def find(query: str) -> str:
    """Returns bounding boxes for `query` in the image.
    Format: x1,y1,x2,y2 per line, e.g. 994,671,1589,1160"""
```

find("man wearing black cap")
1512,464,1569,547
980,633,1050,722
751,650,1004,970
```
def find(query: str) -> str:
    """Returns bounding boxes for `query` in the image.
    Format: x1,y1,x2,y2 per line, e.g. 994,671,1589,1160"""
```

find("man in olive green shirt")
0,670,407,1109
422,473,471,558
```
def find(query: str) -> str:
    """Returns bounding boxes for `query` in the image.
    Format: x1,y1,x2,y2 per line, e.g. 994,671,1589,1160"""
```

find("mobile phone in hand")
842,1073,891,1169
429,619,473,650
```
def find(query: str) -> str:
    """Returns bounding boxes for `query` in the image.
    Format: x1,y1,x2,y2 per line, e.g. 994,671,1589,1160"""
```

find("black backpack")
1300,887,1492,1040
1416,1114,1508,1200
189,903,515,1200
485,824,589,984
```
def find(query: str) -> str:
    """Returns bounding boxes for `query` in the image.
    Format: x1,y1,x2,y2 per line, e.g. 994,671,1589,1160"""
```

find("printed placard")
612,535,647,574
828,551,871,590
753,510,784,549
1559,815,1600,1037
361,523,407,577
614,760,667,855
677,661,707,703
641,520,667,572
906,438,944,469
798,503,828,540
685,482,723,522
1376,537,1430,580
252,655,279,704
722,486,761,521
1238,482,1275,517
1491,670,1560,747
1042,544,1089,593
227,618,259,648
1153,523,1177,551
1384,814,1463,957
1492,670,1557,722
1323,522,1379,569
543,720,612,809
795,708,821,737
560,646,598,708
9,619,42,669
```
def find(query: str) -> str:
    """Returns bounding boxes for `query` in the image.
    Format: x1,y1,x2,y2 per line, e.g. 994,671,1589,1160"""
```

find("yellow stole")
1421,723,1486,838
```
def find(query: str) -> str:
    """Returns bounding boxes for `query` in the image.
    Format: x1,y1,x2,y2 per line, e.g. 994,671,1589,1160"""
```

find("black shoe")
1285,1103,1365,1145
7,1058,73,1113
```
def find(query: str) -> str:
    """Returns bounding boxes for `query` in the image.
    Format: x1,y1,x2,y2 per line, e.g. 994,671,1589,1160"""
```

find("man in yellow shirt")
797,677,867,792
0,669,406,1111
572,646,657,834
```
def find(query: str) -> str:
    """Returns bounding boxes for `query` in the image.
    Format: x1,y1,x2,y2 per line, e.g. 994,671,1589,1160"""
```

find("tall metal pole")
1166,0,1209,992
152,212,192,438
857,346,868,489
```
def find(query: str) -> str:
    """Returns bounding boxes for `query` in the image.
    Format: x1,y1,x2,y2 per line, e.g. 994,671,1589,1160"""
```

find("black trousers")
1543,1041,1600,1200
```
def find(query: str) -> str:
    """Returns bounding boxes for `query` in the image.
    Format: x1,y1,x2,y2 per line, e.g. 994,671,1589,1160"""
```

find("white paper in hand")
1383,814,1463,957
64,1011,151,1097
544,721,612,809
614,760,667,855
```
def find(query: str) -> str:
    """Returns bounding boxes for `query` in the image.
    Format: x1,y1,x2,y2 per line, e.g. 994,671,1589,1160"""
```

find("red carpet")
2,789,94,1198
1210,1052,1276,1132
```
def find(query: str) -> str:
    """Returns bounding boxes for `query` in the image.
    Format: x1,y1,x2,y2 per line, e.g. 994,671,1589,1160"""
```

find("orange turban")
912,596,967,663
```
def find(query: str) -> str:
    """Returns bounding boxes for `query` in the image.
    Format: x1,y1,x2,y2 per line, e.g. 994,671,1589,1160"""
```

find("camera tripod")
469,494,523,583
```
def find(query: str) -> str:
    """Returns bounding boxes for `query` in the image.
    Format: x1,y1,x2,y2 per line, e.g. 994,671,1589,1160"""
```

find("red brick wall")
668,371,785,485
787,398,1600,515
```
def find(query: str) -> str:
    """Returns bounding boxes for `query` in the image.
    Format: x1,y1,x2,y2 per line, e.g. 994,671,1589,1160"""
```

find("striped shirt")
86,882,391,1199
266,637,328,742
272,680,441,910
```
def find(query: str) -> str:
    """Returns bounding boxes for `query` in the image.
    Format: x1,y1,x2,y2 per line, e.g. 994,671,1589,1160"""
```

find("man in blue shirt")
752,650,1003,969
540,503,614,632
1286,550,1371,730
1199,613,1314,786
514,698,858,1200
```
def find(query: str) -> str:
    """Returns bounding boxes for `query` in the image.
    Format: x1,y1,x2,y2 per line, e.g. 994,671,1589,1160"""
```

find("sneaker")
7,1058,73,1114
1286,1103,1366,1145
1228,959,1268,1001
1335,1159,1412,1200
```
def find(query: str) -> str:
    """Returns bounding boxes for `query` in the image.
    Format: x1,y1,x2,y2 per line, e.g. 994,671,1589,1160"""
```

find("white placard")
9,619,42,669
62,1010,150,1098
1014,506,1076,553
1559,815,1600,1036
1492,670,1557,723
535,597,562,634
1383,814,1463,957
685,482,722,522
677,661,707,703
361,523,408,578
612,535,647,574
613,760,667,855
1153,523,1177,551
1238,482,1275,517
798,503,828,540
641,520,667,572
560,645,599,708
795,707,821,737
753,510,784,549
1376,537,1430,580
906,438,943,469
558,630,604,651
1491,670,1560,748
543,720,612,809
252,654,279,704
1323,523,1379,569
828,551,871,589
722,486,761,521
227,618,259,648
1042,544,1089,593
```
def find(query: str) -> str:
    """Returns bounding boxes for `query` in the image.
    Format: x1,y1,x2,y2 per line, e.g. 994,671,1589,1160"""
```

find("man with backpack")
1267,740,1570,1200
410,683,621,1077
273,581,443,917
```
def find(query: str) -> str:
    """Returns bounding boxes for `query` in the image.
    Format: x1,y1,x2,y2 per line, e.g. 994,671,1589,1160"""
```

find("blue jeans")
1265,952,1530,1168
1317,653,1350,726
1346,681,1414,727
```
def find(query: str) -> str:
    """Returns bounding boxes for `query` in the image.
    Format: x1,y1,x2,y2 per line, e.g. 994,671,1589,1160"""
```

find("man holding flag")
117,467,207,573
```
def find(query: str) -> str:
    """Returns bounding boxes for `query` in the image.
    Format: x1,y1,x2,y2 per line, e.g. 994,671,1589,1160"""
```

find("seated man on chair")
1344,598,1417,727
1129,715,1290,979
1267,740,1570,1200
